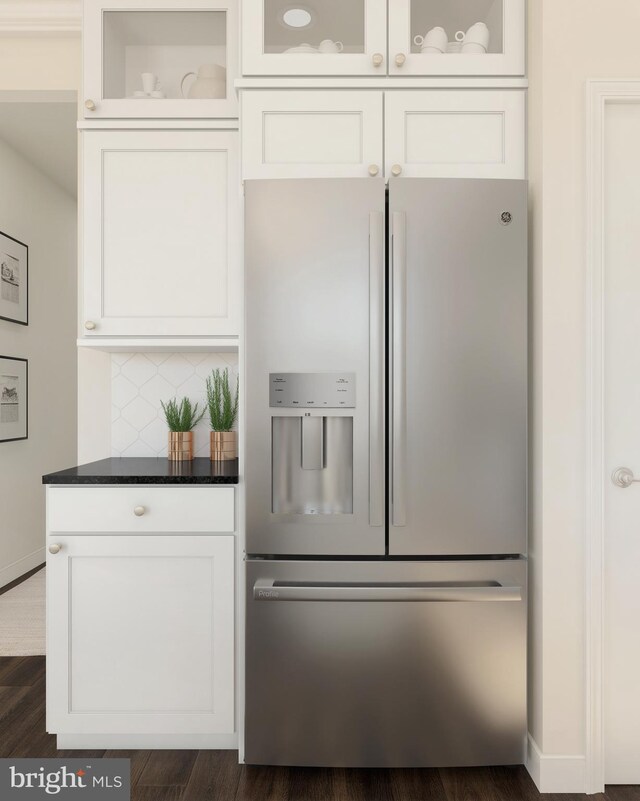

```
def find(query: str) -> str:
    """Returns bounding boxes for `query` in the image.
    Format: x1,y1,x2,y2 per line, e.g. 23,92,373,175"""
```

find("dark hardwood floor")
0,657,637,801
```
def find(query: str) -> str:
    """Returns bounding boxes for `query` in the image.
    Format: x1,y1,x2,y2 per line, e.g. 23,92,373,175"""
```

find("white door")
388,0,525,76
47,535,235,735
82,0,238,119
241,90,384,179
242,0,387,76
82,129,241,337
385,90,526,179
603,99,640,784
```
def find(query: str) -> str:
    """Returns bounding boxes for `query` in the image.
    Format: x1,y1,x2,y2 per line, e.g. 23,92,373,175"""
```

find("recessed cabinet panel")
82,129,241,336
241,91,383,179
242,0,387,75
385,91,526,179
83,0,238,118
390,0,524,76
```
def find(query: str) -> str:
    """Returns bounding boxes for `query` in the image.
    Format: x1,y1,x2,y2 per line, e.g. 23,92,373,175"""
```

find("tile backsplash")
111,352,239,457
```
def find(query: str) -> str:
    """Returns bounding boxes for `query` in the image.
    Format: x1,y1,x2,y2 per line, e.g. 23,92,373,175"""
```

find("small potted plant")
206,368,239,461
160,397,205,461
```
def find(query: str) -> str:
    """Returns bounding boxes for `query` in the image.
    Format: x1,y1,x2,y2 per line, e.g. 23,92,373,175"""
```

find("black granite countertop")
42,458,239,485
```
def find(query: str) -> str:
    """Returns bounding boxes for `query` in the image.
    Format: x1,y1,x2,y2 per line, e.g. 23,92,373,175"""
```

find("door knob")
368,164,380,177
85,99,96,111
134,506,146,516
612,467,639,488
391,164,403,177
395,53,406,67
49,543,62,555
84,321,96,331
372,53,384,67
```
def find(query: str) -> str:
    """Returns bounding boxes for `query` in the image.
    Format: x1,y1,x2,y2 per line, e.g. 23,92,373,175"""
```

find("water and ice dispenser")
270,373,355,516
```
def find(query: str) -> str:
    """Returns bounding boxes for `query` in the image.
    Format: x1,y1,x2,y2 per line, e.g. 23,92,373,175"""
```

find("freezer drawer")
245,559,526,768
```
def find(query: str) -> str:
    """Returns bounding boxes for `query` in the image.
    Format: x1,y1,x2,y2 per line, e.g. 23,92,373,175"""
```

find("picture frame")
0,356,28,442
0,230,28,326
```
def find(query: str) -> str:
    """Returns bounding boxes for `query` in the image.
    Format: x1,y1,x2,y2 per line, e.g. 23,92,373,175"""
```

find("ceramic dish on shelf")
283,43,320,54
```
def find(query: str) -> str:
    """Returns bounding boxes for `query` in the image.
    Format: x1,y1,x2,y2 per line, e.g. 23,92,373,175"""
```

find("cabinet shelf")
77,338,239,353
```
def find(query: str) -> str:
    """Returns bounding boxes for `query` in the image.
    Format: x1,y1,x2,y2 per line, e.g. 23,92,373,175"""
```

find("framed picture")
0,356,28,442
0,231,28,325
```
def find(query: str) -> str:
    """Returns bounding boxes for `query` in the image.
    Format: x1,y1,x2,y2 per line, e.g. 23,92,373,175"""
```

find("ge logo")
500,211,513,225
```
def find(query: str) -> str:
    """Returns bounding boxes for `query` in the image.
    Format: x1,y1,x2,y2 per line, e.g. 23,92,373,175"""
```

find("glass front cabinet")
83,0,238,118
242,0,524,77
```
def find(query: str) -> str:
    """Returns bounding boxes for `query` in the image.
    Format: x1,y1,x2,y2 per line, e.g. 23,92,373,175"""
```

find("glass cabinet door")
83,0,238,118
242,0,387,75
389,0,525,77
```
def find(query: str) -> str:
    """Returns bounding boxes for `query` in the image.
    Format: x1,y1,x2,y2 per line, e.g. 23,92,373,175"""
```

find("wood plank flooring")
1,657,637,801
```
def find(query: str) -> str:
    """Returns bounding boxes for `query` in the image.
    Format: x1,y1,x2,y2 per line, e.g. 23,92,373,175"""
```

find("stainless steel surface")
369,211,385,527
391,211,407,527
245,179,385,555
301,415,324,470
271,416,353,515
389,178,528,556
612,467,639,488
269,372,356,408
253,578,522,603
246,558,527,767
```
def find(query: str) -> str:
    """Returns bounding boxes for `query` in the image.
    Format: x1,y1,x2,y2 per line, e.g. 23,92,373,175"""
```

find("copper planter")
168,431,194,461
210,431,237,461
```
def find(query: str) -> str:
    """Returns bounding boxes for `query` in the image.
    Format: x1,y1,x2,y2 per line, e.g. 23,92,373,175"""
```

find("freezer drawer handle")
253,579,522,603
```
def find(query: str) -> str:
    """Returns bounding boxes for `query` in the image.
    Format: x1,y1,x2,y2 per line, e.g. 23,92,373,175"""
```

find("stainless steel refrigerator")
244,178,527,768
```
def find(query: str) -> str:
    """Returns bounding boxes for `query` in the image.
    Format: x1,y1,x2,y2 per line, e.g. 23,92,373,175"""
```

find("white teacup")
464,22,490,48
141,72,156,94
414,26,448,53
461,42,487,54
318,39,344,53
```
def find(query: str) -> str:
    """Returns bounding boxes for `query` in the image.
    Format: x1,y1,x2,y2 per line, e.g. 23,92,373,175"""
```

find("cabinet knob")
372,53,384,67
391,164,403,177
368,164,380,177
85,99,96,112
134,506,146,517
84,321,96,331
49,543,62,555
395,53,406,67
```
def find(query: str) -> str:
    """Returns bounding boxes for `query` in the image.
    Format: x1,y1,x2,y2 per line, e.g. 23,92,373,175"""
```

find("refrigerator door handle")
253,579,522,603
369,211,385,527
391,211,407,527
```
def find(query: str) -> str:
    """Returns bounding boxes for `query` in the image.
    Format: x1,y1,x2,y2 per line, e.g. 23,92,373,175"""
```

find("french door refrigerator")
244,178,527,768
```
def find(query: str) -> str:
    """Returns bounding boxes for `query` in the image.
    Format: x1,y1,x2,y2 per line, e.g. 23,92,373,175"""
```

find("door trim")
585,79,640,795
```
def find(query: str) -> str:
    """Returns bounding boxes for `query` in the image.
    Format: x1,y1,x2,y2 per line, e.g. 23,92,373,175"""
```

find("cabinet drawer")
48,487,235,533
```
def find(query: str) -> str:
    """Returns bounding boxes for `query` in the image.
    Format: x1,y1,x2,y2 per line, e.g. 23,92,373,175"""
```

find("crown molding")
0,1,81,34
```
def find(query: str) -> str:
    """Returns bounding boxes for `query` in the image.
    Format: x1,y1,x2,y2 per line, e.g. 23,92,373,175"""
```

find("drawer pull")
134,506,146,517
84,321,96,331
49,543,62,555
395,53,406,67
372,53,383,67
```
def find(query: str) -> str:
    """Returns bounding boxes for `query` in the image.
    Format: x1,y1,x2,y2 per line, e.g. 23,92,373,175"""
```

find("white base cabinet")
46,489,236,742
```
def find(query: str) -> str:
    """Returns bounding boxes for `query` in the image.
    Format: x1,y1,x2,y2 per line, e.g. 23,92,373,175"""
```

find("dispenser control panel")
269,373,356,408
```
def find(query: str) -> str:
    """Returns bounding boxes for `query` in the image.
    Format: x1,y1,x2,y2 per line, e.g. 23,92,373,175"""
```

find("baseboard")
526,734,586,793
0,548,45,591
56,733,238,750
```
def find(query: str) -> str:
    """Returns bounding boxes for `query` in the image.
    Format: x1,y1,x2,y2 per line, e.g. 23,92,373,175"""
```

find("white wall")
528,0,640,783
0,136,77,587
0,36,80,91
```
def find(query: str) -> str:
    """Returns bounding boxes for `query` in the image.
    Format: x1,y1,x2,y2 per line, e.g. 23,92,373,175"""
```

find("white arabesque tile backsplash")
111,352,239,457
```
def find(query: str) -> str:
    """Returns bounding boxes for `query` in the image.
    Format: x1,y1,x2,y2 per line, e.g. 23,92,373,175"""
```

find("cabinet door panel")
47,535,234,735
82,130,240,336
385,91,525,179
241,91,383,179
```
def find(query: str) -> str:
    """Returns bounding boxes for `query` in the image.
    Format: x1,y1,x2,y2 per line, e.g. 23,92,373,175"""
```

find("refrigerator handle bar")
253,579,522,603
392,211,407,527
369,211,385,527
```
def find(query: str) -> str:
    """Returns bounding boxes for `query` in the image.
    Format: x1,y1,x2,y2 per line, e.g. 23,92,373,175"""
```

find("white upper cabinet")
83,0,238,118
388,0,525,77
82,129,241,337
242,0,387,75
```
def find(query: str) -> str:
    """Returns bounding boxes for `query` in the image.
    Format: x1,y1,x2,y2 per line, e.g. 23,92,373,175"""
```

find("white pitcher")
181,64,226,99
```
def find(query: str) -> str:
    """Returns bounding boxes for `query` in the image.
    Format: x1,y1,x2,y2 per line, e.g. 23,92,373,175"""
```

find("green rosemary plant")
206,368,239,432
160,397,205,432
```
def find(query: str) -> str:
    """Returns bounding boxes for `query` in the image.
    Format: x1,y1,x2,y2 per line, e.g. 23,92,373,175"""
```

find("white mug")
141,72,156,94
318,39,344,53
464,22,490,48
415,26,448,52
